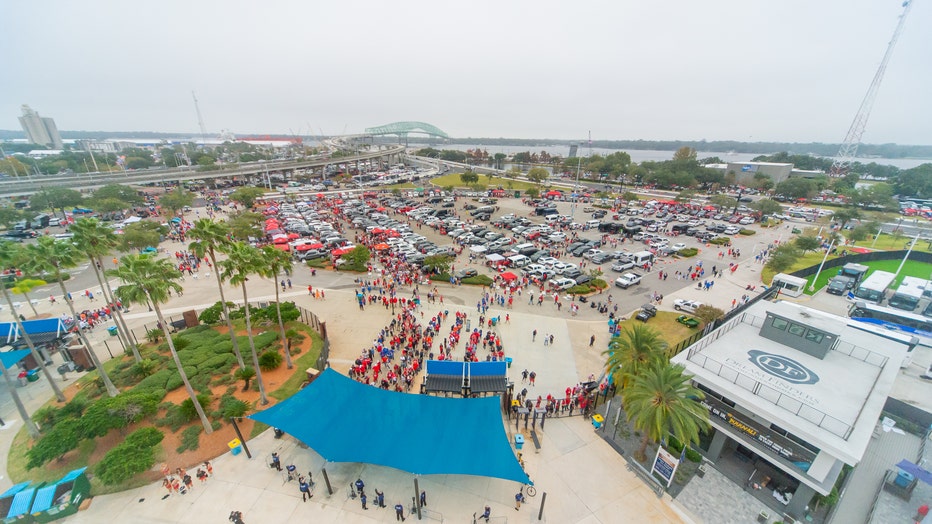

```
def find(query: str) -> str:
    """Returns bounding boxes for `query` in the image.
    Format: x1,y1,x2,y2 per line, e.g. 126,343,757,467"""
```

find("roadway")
0,144,406,197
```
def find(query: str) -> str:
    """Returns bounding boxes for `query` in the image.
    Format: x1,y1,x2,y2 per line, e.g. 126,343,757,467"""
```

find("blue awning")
0,318,68,346
0,349,30,370
250,368,530,484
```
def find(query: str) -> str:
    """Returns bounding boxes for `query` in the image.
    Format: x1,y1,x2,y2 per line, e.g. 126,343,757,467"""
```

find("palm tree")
109,254,213,434
70,217,141,362
0,242,66,403
26,236,120,397
220,242,268,405
603,324,668,391
622,363,710,462
259,245,294,369
0,355,39,437
187,219,245,368
10,278,45,317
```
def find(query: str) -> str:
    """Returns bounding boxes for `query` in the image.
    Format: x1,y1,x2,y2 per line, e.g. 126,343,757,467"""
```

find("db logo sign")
748,350,819,385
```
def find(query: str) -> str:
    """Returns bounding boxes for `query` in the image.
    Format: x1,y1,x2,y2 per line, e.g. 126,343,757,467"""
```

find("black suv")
635,304,657,322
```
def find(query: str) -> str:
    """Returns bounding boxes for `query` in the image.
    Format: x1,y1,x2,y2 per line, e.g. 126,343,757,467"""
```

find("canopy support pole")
414,477,422,520
322,466,333,495
229,417,252,458
538,492,547,520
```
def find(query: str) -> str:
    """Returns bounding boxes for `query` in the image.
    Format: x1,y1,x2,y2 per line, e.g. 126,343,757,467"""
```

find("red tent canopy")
373,243,390,251
272,243,290,251
501,271,518,282
545,190,562,197
273,237,289,244
849,247,872,254
294,243,324,251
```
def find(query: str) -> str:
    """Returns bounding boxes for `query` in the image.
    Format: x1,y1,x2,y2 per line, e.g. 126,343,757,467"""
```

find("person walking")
529,371,536,386
360,491,368,510
515,490,525,510
355,478,365,495
477,505,491,522
270,452,282,471
532,329,537,342
549,334,554,346
395,503,406,521
375,489,386,508
420,490,427,507
298,476,311,501
589,334,596,347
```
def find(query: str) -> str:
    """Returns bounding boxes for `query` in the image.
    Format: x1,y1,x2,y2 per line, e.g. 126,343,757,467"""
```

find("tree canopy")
229,187,266,209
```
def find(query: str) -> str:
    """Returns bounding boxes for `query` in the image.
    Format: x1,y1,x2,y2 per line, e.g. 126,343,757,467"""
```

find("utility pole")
192,91,209,145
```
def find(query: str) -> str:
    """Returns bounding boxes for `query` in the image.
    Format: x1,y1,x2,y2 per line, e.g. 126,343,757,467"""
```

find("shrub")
591,278,608,290
26,419,82,469
81,391,161,437
146,329,164,343
131,358,158,378
567,284,592,295
33,406,62,429
179,394,213,422
738,229,756,236
155,404,189,432
236,366,256,391
461,274,494,286
198,301,236,325
218,394,249,418
95,427,164,485
430,272,452,282
709,237,731,246
677,247,699,257
259,350,282,371
176,425,202,453
134,369,174,395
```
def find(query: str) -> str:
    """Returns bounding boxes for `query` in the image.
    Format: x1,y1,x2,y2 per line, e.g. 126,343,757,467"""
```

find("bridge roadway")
0,144,405,197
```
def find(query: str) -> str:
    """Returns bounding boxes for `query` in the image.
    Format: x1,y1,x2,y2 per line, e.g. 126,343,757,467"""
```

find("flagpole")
894,232,921,278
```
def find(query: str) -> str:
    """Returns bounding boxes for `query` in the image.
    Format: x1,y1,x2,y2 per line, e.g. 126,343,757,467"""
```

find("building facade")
672,300,908,521
18,105,63,149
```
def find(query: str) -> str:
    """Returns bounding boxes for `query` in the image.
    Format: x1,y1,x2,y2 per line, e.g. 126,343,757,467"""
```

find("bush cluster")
95,427,164,485
665,435,703,463
677,247,699,257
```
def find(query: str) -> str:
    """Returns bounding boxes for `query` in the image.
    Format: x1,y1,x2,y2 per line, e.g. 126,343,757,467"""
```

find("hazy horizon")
3,1,929,144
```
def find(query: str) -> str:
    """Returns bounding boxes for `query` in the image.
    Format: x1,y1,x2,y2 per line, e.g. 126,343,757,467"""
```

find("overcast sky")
3,0,929,144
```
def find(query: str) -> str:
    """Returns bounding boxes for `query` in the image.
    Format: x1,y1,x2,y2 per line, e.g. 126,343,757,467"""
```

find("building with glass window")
672,300,908,520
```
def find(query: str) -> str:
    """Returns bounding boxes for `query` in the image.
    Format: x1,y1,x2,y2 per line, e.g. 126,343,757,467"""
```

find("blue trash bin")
514,434,524,450
505,357,513,369
230,446,242,456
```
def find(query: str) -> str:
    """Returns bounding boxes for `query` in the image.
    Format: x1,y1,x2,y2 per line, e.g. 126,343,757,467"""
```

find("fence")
296,305,330,371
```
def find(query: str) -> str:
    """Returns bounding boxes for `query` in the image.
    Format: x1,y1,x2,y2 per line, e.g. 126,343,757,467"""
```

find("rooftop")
673,300,906,465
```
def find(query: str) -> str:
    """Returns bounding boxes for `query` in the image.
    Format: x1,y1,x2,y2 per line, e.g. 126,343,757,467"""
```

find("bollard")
538,492,547,520
414,477,422,520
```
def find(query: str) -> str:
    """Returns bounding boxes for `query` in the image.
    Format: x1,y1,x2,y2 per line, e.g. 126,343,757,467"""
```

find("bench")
530,430,541,451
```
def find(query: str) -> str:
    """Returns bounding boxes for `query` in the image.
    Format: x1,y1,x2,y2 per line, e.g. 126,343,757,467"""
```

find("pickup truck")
614,273,642,289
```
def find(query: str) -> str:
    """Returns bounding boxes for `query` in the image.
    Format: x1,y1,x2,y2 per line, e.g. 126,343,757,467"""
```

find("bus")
852,270,896,304
849,300,932,353
846,316,920,368
888,277,929,311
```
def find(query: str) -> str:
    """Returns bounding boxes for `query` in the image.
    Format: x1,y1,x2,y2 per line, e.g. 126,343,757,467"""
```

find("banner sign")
650,447,679,487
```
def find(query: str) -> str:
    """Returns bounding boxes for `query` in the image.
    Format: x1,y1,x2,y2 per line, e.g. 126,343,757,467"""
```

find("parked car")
453,269,478,279
673,299,702,313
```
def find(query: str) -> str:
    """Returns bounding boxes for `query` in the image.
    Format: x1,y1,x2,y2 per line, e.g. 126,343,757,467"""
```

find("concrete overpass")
0,143,406,198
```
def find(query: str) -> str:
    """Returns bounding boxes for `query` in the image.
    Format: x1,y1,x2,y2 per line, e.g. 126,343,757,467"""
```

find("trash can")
514,434,524,450
228,438,243,456
107,326,118,337
26,369,39,382
591,414,604,429
505,357,513,369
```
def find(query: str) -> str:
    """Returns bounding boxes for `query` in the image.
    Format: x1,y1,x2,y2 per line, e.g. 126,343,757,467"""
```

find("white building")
672,300,908,520
18,105,63,150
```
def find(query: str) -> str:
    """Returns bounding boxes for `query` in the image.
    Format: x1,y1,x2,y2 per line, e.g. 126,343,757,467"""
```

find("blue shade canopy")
250,368,530,484
0,349,30,369
897,459,932,485
0,318,68,346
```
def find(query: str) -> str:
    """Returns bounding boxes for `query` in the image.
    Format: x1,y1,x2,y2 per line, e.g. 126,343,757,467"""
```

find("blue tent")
0,318,68,346
0,349,30,370
250,368,530,484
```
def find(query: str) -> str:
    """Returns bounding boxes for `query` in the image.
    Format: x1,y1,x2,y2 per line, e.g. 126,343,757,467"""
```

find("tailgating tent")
485,254,505,262
500,271,518,282
0,320,68,347
250,368,530,484
469,245,487,253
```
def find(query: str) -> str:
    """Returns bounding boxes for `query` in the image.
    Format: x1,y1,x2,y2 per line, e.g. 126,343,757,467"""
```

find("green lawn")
850,232,932,253
762,252,837,286
771,258,932,295
428,172,540,192
613,311,701,358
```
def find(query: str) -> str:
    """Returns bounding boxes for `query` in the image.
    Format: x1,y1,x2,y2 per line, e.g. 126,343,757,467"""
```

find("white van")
508,254,530,268
511,243,534,254
632,251,654,266
586,219,601,229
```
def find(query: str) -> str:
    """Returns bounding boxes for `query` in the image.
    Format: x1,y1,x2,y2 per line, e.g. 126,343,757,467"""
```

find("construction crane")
829,0,914,177
192,91,209,144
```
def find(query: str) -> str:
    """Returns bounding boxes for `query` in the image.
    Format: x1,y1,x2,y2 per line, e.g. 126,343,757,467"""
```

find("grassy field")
769,258,932,295
612,311,702,358
850,232,932,253
428,172,541,192
762,252,837,286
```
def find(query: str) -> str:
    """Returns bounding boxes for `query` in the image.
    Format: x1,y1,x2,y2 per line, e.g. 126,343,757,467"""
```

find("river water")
409,143,930,170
